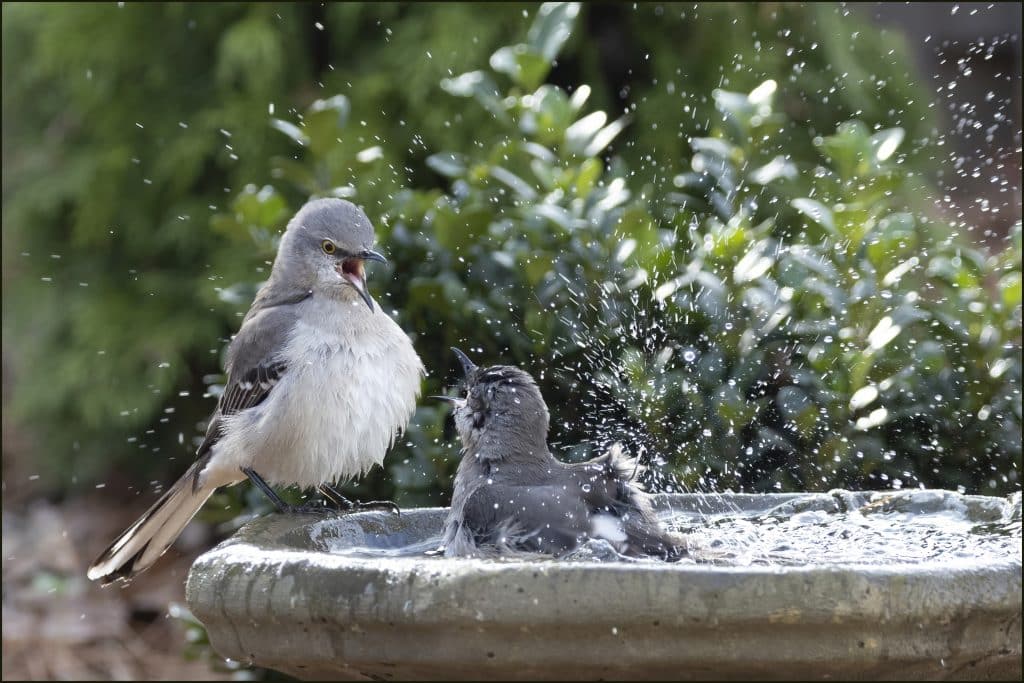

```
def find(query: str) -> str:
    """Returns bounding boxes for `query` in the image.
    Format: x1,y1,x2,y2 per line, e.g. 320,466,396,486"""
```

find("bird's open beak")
430,395,466,408
451,347,477,377
337,250,385,311
360,249,387,264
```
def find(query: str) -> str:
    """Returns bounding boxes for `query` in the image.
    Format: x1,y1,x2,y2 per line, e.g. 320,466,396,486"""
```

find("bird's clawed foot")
279,503,335,516
318,484,401,516
243,467,338,516
242,468,401,517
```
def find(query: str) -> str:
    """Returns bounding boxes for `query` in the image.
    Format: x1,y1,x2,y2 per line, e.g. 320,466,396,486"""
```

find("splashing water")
315,490,1021,568
668,490,1022,567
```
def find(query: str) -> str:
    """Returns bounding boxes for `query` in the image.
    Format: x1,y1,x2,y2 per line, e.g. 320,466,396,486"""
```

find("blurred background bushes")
3,2,1020,510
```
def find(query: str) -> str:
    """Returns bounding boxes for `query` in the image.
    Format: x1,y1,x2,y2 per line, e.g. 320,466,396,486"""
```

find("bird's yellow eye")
321,240,336,254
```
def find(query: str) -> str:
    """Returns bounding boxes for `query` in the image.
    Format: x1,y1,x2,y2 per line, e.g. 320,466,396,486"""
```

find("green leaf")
756,425,797,454
521,85,574,143
522,141,557,163
776,386,818,439
490,166,538,200
817,120,872,177
522,252,554,286
526,2,580,62
441,70,508,121
270,157,317,194
749,155,797,185
564,110,607,155
583,115,630,157
568,84,590,111
308,94,351,128
529,159,557,190
713,88,756,138
616,206,660,263
269,118,307,146
733,241,775,283
490,44,524,77
527,203,575,231
426,152,467,178
714,383,762,427
999,271,1022,309
785,244,839,280
231,185,288,229
303,101,354,156
490,44,550,90
431,204,492,252
574,158,602,197
791,198,837,237
869,127,904,163
747,79,778,106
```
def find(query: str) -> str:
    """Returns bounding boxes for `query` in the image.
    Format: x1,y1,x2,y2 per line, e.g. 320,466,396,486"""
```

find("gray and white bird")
88,198,424,584
437,349,685,560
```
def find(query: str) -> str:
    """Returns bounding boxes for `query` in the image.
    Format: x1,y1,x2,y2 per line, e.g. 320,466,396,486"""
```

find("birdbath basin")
186,490,1022,680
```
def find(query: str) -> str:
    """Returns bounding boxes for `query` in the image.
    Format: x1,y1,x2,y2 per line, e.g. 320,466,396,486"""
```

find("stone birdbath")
186,490,1022,680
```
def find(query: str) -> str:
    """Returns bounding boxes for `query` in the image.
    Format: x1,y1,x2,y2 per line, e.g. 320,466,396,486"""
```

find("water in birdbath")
189,490,1022,680
313,489,1022,568
666,490,1023,567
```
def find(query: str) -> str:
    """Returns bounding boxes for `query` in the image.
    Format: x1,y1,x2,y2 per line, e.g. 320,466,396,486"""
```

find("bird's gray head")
273,198,386,310
436,349,550,458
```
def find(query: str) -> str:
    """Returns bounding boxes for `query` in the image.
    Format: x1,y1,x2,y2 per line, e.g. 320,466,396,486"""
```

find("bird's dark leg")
318,483,401,516
316,483,352,509
242,467,330,515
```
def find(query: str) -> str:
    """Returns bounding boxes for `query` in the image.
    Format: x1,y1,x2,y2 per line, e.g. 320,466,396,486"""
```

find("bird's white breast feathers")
209,298,424,489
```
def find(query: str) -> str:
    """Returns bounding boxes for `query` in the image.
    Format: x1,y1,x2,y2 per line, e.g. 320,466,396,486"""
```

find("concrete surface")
186,492,1022,680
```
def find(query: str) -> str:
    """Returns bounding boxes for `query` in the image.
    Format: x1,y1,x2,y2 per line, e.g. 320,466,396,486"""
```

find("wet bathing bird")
88,198,424,584
436,349,685,560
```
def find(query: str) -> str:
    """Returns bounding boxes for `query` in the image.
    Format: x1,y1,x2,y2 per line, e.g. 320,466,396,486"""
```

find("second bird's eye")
321,240,336,254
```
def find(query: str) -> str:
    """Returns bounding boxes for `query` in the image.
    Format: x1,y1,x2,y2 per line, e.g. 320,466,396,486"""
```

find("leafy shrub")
3,2,1018,500
214,3,1021,500
604,87,1022,494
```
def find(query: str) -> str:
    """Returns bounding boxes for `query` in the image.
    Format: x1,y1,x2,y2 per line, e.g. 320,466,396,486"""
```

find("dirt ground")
2,493,243,681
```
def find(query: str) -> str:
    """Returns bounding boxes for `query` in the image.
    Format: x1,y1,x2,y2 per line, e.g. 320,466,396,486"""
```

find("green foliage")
2,2,522,490
630,83,1022,493
3,2,1018,503
209,3,1021,498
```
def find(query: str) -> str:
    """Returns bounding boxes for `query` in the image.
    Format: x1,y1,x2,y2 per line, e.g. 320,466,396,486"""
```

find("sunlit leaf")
269,118,307,146
869,127,904,162
565,110,607,155
583,115,630,156
308,94,351,127
791,198,837,237
490,166,538,200
490,44,550,90
526,2,580,61
749,155,797,185
999,271,1022,309
426,152,467,178
441,70,508,121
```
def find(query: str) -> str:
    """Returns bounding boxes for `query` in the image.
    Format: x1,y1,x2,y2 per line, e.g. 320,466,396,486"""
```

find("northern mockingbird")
88,198,424,584
436,349,686,560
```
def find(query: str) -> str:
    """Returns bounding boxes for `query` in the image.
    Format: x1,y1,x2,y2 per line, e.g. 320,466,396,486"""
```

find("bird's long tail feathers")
601,442,647,489
87,462,216,585
600,443,689,561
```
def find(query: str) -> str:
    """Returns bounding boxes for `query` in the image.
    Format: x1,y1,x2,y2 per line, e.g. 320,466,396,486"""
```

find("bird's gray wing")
460,483,591,555
195,299,306,460
243,280,313,324
567,448,687,560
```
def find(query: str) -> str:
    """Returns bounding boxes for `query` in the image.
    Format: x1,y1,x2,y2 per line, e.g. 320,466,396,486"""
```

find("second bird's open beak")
430,395,466,408
451,347,477,377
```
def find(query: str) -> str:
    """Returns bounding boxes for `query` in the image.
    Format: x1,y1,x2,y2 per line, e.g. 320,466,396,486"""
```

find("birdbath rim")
186,490,1022,681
